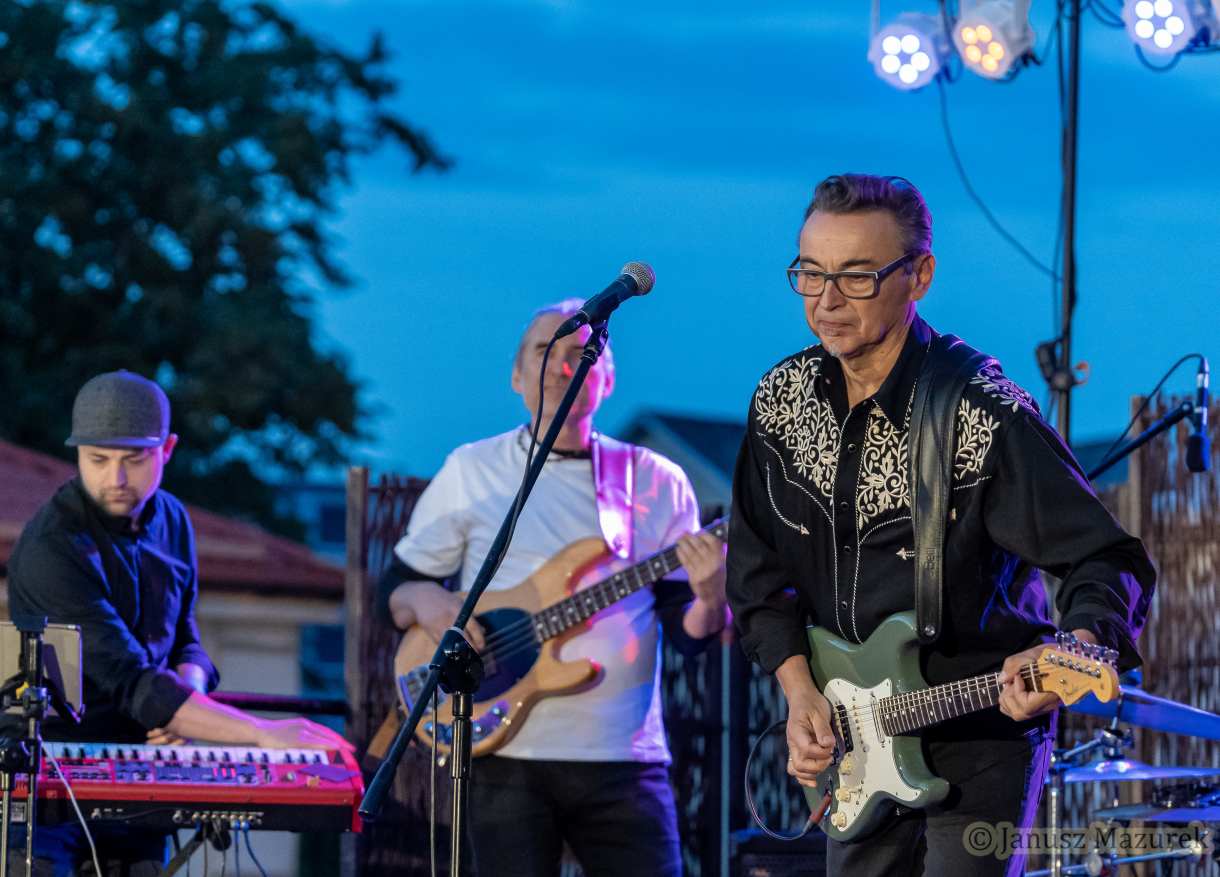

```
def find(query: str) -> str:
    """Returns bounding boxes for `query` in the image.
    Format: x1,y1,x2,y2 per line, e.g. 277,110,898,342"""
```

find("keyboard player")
4,371,352,875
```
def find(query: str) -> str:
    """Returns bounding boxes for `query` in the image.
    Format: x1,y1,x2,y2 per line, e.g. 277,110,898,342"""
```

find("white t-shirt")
393,427,700,763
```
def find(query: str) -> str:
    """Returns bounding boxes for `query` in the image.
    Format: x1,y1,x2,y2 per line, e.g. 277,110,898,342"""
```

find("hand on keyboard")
146,727,190,746
255,717,354,752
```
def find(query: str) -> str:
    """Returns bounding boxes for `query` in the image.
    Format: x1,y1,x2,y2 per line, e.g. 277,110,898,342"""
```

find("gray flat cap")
65,370,171,448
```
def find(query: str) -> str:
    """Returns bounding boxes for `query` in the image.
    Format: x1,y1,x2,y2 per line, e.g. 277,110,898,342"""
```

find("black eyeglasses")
786,252,916,299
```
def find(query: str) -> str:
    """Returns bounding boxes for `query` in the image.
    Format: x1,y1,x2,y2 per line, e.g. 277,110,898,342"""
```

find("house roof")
0,439,343,598
623,412,745,480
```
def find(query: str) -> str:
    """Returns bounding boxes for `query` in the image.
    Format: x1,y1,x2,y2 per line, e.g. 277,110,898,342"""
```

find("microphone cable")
45,747,103,877
1094,353,1203,473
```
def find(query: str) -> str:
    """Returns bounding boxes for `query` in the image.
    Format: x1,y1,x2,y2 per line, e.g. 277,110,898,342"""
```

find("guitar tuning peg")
1056,631,1067,646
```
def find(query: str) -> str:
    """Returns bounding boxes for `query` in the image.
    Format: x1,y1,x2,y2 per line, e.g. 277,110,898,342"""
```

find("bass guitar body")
393,537,610,758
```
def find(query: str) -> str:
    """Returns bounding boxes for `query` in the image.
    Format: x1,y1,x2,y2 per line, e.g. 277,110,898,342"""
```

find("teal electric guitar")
805,612,1119,842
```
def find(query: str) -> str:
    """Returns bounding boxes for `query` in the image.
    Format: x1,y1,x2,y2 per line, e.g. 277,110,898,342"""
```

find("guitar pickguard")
822,677,922,835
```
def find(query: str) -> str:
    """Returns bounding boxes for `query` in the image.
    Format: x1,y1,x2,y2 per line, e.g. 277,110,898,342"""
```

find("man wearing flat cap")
6,371,350,874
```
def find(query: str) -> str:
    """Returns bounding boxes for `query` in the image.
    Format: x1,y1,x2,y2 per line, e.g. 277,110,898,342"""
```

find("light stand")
359,319,612,877
1057,0,1083,443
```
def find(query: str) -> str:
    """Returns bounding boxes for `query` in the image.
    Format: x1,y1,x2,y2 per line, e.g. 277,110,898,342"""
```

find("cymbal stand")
1041,728,1131,877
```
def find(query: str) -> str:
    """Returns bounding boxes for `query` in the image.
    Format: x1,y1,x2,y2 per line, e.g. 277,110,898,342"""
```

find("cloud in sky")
284,0,1220,476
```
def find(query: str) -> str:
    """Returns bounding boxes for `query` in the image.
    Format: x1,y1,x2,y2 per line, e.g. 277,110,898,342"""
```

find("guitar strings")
450,522,729,675
447,577,652,670
829,664,1044,747
463,582,634,657
475,584,659,667
459,528,729,658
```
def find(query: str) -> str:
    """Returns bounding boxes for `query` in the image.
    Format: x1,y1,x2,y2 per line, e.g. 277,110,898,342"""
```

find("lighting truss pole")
1059,0,1082,443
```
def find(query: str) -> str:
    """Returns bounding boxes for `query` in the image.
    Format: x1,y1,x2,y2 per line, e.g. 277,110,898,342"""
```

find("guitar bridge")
834,703,854,753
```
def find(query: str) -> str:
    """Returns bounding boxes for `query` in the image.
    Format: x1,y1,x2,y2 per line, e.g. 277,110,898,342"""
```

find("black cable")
744,719,817,841
935,77,1061,280
243,826,269,877
430,687,438,877
234,826,241,877
504,336,560,555
219,820,228,877
1096,354,1202,468
1087,0,1126,28
1134,44,1183,71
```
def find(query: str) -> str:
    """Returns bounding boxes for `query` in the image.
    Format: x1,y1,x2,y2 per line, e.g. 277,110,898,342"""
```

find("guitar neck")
877,663,1042,735
529,518,730,641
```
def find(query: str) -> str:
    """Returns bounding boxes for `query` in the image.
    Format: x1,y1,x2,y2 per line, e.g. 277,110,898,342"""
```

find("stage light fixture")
1122,0,1212,54
951,0,1035,79
869,12,950,90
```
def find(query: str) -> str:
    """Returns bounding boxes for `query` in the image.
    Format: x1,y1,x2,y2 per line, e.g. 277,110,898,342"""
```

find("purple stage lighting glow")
1122,0,1204,54
868,13,947,91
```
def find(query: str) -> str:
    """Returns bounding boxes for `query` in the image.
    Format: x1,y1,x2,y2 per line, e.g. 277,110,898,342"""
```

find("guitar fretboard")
877,668,1042,736
529,518,730,641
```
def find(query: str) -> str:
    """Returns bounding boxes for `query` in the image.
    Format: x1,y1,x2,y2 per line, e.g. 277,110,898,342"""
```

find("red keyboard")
13,743,363,833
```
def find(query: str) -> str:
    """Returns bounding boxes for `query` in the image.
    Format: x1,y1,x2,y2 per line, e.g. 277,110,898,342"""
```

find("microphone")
1187,356,1210,473
553,262,655,339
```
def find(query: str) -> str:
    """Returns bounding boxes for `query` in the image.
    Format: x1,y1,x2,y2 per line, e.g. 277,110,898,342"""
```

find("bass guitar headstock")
1035,632,1120,705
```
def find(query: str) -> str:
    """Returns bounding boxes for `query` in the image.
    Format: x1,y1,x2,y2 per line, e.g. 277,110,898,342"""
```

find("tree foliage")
0,0,446,535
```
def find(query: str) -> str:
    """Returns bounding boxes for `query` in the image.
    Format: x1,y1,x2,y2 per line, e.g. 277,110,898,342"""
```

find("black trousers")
827,731,1053,877
469,756,681,877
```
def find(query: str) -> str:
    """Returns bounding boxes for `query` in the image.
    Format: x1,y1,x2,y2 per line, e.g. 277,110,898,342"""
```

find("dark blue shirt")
6,479,219,742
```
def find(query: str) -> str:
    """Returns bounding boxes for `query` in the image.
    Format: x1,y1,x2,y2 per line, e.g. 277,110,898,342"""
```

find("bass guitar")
394,517,730,758
805,612,1119,842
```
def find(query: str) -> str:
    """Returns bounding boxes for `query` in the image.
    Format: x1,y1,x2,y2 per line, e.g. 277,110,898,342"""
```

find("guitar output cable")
744,719,819,841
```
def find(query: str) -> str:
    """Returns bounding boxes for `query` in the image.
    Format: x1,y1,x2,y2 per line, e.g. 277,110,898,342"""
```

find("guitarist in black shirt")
726,174,1154,877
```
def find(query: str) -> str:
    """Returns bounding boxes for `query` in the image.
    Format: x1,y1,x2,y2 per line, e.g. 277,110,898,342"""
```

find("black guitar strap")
908,332,995,645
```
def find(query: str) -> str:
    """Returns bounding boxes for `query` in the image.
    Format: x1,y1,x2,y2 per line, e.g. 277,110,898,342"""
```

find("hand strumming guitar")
389,581,486,650
775,655,837,787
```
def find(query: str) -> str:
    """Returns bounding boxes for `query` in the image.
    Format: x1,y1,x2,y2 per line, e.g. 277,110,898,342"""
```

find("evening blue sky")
286,0,1219,478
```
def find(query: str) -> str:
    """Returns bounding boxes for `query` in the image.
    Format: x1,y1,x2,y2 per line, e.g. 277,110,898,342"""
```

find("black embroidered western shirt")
726,316,1155,741
6,479,219,742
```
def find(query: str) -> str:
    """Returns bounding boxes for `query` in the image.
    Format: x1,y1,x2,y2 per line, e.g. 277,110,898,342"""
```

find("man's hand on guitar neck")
998,628,1100,722
389,581,486,650
676,530,730,639
775,655,837,787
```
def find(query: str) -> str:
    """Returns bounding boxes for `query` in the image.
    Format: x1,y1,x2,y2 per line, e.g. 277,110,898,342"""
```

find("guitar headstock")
1036,633,1120,705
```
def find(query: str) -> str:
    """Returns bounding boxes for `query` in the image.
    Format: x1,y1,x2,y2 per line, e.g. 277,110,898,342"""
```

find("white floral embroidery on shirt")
754,354,839,499
857,408,910,528
955,397,999,479
970,365,1038,414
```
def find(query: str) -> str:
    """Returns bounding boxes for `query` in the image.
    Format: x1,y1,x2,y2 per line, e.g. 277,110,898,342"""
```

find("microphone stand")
0,618,81,877
359,318,612,877
1087,400,1194,481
